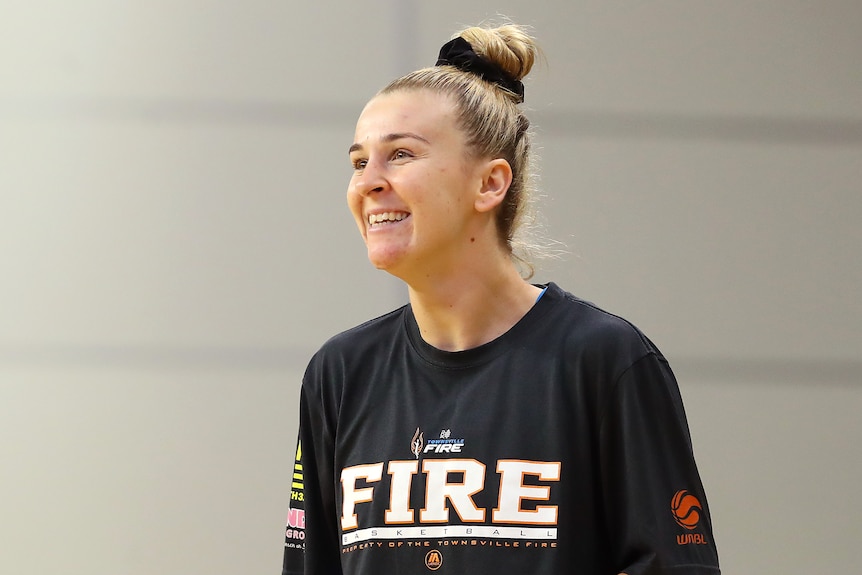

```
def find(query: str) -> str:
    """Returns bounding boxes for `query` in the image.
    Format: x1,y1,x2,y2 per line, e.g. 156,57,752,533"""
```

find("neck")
405,256,542,352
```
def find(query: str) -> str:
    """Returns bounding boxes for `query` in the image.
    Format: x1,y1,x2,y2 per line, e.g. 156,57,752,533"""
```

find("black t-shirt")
283,283,720,574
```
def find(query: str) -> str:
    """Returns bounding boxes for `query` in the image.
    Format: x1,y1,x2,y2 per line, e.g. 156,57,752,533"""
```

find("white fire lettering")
492,460,561,524
420,459,486,523
385,460,418,523
340,463,383,530
339,458,560,530
424,443,463,453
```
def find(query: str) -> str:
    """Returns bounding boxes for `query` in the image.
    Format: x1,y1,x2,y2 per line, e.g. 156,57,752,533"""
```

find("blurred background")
1,1,860,573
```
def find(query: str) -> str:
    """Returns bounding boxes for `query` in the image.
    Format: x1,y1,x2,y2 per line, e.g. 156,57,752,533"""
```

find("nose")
352,158,389,197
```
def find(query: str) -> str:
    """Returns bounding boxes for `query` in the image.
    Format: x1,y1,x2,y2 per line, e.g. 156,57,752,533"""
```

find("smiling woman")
282,22,720,575
347,89,513,291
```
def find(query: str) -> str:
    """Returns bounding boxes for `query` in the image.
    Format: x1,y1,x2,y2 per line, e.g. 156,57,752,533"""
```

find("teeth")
368,212,407,225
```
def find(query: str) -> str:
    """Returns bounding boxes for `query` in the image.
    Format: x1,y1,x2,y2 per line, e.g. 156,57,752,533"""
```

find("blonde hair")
379,24,543,277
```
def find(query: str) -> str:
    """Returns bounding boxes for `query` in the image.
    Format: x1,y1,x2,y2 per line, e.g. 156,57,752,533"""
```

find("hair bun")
457,24,539,83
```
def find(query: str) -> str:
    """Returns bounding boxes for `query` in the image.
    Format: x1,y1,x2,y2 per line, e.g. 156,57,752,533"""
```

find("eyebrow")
348,132,431,155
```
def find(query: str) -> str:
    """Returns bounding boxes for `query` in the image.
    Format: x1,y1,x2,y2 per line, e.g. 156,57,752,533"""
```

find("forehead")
353,90,460,145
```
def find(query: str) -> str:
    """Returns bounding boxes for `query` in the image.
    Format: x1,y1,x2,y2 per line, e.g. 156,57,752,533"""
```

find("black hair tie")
435,37,525,103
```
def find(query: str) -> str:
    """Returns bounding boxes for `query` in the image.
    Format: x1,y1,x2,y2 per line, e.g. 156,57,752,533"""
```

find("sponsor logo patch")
291,442,304,502
425,549,443,571
671,489,710,546
670,489,702,530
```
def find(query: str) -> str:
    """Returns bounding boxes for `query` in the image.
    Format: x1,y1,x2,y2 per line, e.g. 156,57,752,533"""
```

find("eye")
351,157,368,170
391,149,413,161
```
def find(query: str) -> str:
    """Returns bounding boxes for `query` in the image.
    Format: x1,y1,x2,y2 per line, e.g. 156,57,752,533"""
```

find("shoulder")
545,283,659,351
542,283,665,368
305,305,409,371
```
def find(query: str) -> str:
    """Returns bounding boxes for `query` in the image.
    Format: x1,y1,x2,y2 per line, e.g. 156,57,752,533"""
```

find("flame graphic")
411,427,424,459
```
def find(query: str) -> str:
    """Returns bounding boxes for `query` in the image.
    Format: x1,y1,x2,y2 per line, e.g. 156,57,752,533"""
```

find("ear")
474,159,513,213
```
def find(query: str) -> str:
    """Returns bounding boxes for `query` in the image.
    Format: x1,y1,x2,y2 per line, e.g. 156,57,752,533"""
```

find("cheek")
435,171,469,211
346,188,367,234
346,184,361,214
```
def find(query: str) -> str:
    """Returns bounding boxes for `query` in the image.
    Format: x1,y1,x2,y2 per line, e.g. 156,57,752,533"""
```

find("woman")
283,23,720,575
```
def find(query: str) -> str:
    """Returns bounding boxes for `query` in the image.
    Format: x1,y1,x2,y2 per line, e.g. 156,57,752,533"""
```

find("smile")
368,211,409,227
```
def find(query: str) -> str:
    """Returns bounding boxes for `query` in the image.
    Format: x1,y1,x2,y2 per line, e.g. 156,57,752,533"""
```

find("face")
347,89,488,278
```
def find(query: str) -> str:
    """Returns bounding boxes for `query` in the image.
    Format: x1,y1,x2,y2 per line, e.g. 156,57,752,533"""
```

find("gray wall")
2,1,860,573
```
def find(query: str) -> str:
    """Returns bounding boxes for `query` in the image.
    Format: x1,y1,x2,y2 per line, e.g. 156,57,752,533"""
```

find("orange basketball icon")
670,489,702,530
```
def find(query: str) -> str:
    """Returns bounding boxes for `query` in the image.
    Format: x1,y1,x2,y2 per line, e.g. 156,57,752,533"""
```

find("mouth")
367,211,410,229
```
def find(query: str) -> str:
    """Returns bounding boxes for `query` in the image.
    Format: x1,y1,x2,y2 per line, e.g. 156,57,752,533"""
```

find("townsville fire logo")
411,427,424,459
670,489,702,530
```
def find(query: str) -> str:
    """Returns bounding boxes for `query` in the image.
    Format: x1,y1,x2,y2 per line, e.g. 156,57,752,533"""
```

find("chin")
366,247,405,273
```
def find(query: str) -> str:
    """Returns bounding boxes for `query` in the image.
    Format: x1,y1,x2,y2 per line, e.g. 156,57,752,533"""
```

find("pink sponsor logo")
288,508,306,529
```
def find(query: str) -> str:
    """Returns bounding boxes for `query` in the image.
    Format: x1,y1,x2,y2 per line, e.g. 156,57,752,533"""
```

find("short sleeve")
282,376,343,575
282,434,306,575
599,353,720,575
